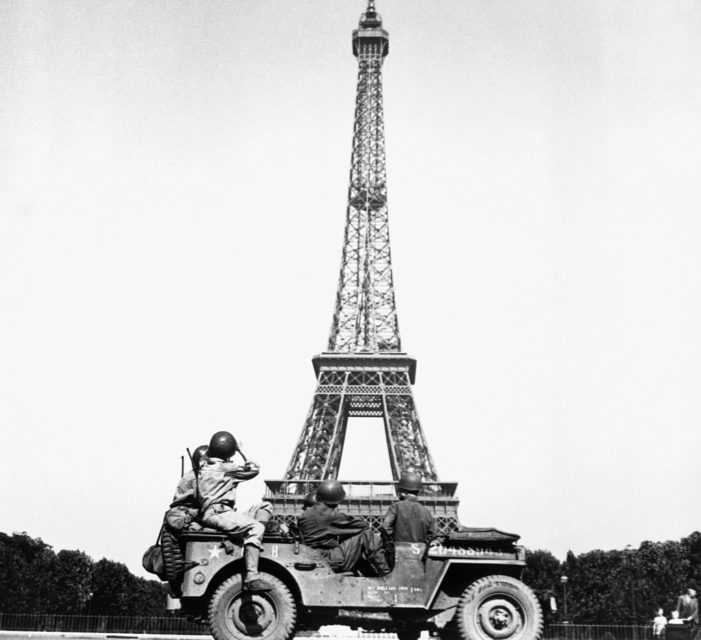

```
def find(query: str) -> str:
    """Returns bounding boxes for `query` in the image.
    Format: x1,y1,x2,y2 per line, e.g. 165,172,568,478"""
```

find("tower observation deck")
265,1,460,533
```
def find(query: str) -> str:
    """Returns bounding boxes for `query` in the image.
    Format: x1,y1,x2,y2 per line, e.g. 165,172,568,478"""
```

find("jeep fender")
426,558,525,610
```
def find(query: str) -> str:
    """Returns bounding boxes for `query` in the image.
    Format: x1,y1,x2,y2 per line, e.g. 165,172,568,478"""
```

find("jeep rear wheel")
208,572,297,640
455,575,543,640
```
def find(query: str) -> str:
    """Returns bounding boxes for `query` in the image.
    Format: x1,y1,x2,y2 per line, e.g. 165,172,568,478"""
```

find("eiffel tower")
265,1,460,533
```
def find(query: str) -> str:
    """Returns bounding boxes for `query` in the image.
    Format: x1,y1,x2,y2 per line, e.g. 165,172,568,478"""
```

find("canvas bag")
142,524,167,580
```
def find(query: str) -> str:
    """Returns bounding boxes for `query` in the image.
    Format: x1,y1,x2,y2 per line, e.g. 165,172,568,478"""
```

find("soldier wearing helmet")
302,491,318,511
170,444,209,508
382,471,436,543
197,431,269,592
298,479,391,576
165,444,209,531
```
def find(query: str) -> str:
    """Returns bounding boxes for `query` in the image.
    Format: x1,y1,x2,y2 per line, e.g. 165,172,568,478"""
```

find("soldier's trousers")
321,529,391,576
202,503,265,550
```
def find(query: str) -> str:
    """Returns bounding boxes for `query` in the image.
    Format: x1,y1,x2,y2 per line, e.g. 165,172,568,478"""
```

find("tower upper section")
327,1,401,354
352,1,389,57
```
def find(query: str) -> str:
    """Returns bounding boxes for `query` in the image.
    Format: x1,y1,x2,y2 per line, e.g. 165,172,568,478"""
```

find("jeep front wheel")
455,575,543,640
208,572,297,640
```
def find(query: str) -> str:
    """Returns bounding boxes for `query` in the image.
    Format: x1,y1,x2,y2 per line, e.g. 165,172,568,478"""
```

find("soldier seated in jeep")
382,470,436,544
298,479,391,576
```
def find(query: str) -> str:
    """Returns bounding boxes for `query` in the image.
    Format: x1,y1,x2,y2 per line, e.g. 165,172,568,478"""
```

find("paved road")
0,633,210,640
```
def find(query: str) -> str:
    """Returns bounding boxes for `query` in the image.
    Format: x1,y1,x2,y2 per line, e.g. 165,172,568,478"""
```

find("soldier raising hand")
197,431,268,592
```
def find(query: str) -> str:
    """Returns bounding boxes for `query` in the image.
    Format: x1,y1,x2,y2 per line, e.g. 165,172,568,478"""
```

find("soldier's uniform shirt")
198,457,257,511
197,457,265,549
171,469,198,508
382,494,436,543
298,503,368,548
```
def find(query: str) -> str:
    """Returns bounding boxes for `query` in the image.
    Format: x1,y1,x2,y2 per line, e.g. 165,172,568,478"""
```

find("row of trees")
0,532,166,615
2,529,700,622
524,531,701,624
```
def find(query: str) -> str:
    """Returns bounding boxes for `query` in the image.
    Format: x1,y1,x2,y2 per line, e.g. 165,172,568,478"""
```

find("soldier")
302,491,317,511
165,444,209,530
382,471,436,544
171,445,209,506
298,479,391,576
197,430,268,592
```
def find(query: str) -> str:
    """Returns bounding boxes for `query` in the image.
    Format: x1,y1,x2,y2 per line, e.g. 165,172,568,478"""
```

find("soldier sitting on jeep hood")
198,430,269,592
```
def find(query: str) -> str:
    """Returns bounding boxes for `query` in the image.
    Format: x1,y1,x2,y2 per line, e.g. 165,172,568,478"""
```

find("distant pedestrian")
676,587,699,640
669,611,683,625
652,608,667,638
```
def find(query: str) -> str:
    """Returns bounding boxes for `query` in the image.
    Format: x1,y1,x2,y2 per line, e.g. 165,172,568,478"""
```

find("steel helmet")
398,471,422,493
191,444,208,469
316,480,346,506
208,431,238,459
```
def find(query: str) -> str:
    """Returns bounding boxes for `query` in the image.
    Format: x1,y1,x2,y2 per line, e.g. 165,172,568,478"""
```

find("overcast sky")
2,0,701,579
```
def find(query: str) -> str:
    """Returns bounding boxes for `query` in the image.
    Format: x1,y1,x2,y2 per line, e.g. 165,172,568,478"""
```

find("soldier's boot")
243,545,270,592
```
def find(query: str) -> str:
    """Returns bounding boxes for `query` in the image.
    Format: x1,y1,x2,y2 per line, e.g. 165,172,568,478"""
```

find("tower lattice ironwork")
265,1,459,533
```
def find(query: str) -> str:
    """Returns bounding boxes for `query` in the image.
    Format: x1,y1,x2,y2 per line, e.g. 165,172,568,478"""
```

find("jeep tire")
161,529,184,581
454,575,543,640
208,572,297,640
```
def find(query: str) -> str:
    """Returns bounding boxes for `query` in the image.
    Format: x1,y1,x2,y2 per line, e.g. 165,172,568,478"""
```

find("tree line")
0,532,166,616
524,531,701,624
1,529,700,622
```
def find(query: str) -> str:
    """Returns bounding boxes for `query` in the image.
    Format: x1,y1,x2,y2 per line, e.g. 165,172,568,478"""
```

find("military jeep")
168,520,543,640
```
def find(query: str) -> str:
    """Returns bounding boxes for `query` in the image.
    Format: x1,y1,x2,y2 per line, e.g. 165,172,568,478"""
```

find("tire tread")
208,572,297,640
455,575,543,640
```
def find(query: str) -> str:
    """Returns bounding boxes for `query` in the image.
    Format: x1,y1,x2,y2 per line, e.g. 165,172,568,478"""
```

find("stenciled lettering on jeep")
427,544,515,558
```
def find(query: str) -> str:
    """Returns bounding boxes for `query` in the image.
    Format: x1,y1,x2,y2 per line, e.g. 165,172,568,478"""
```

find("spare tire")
161,528,185,581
